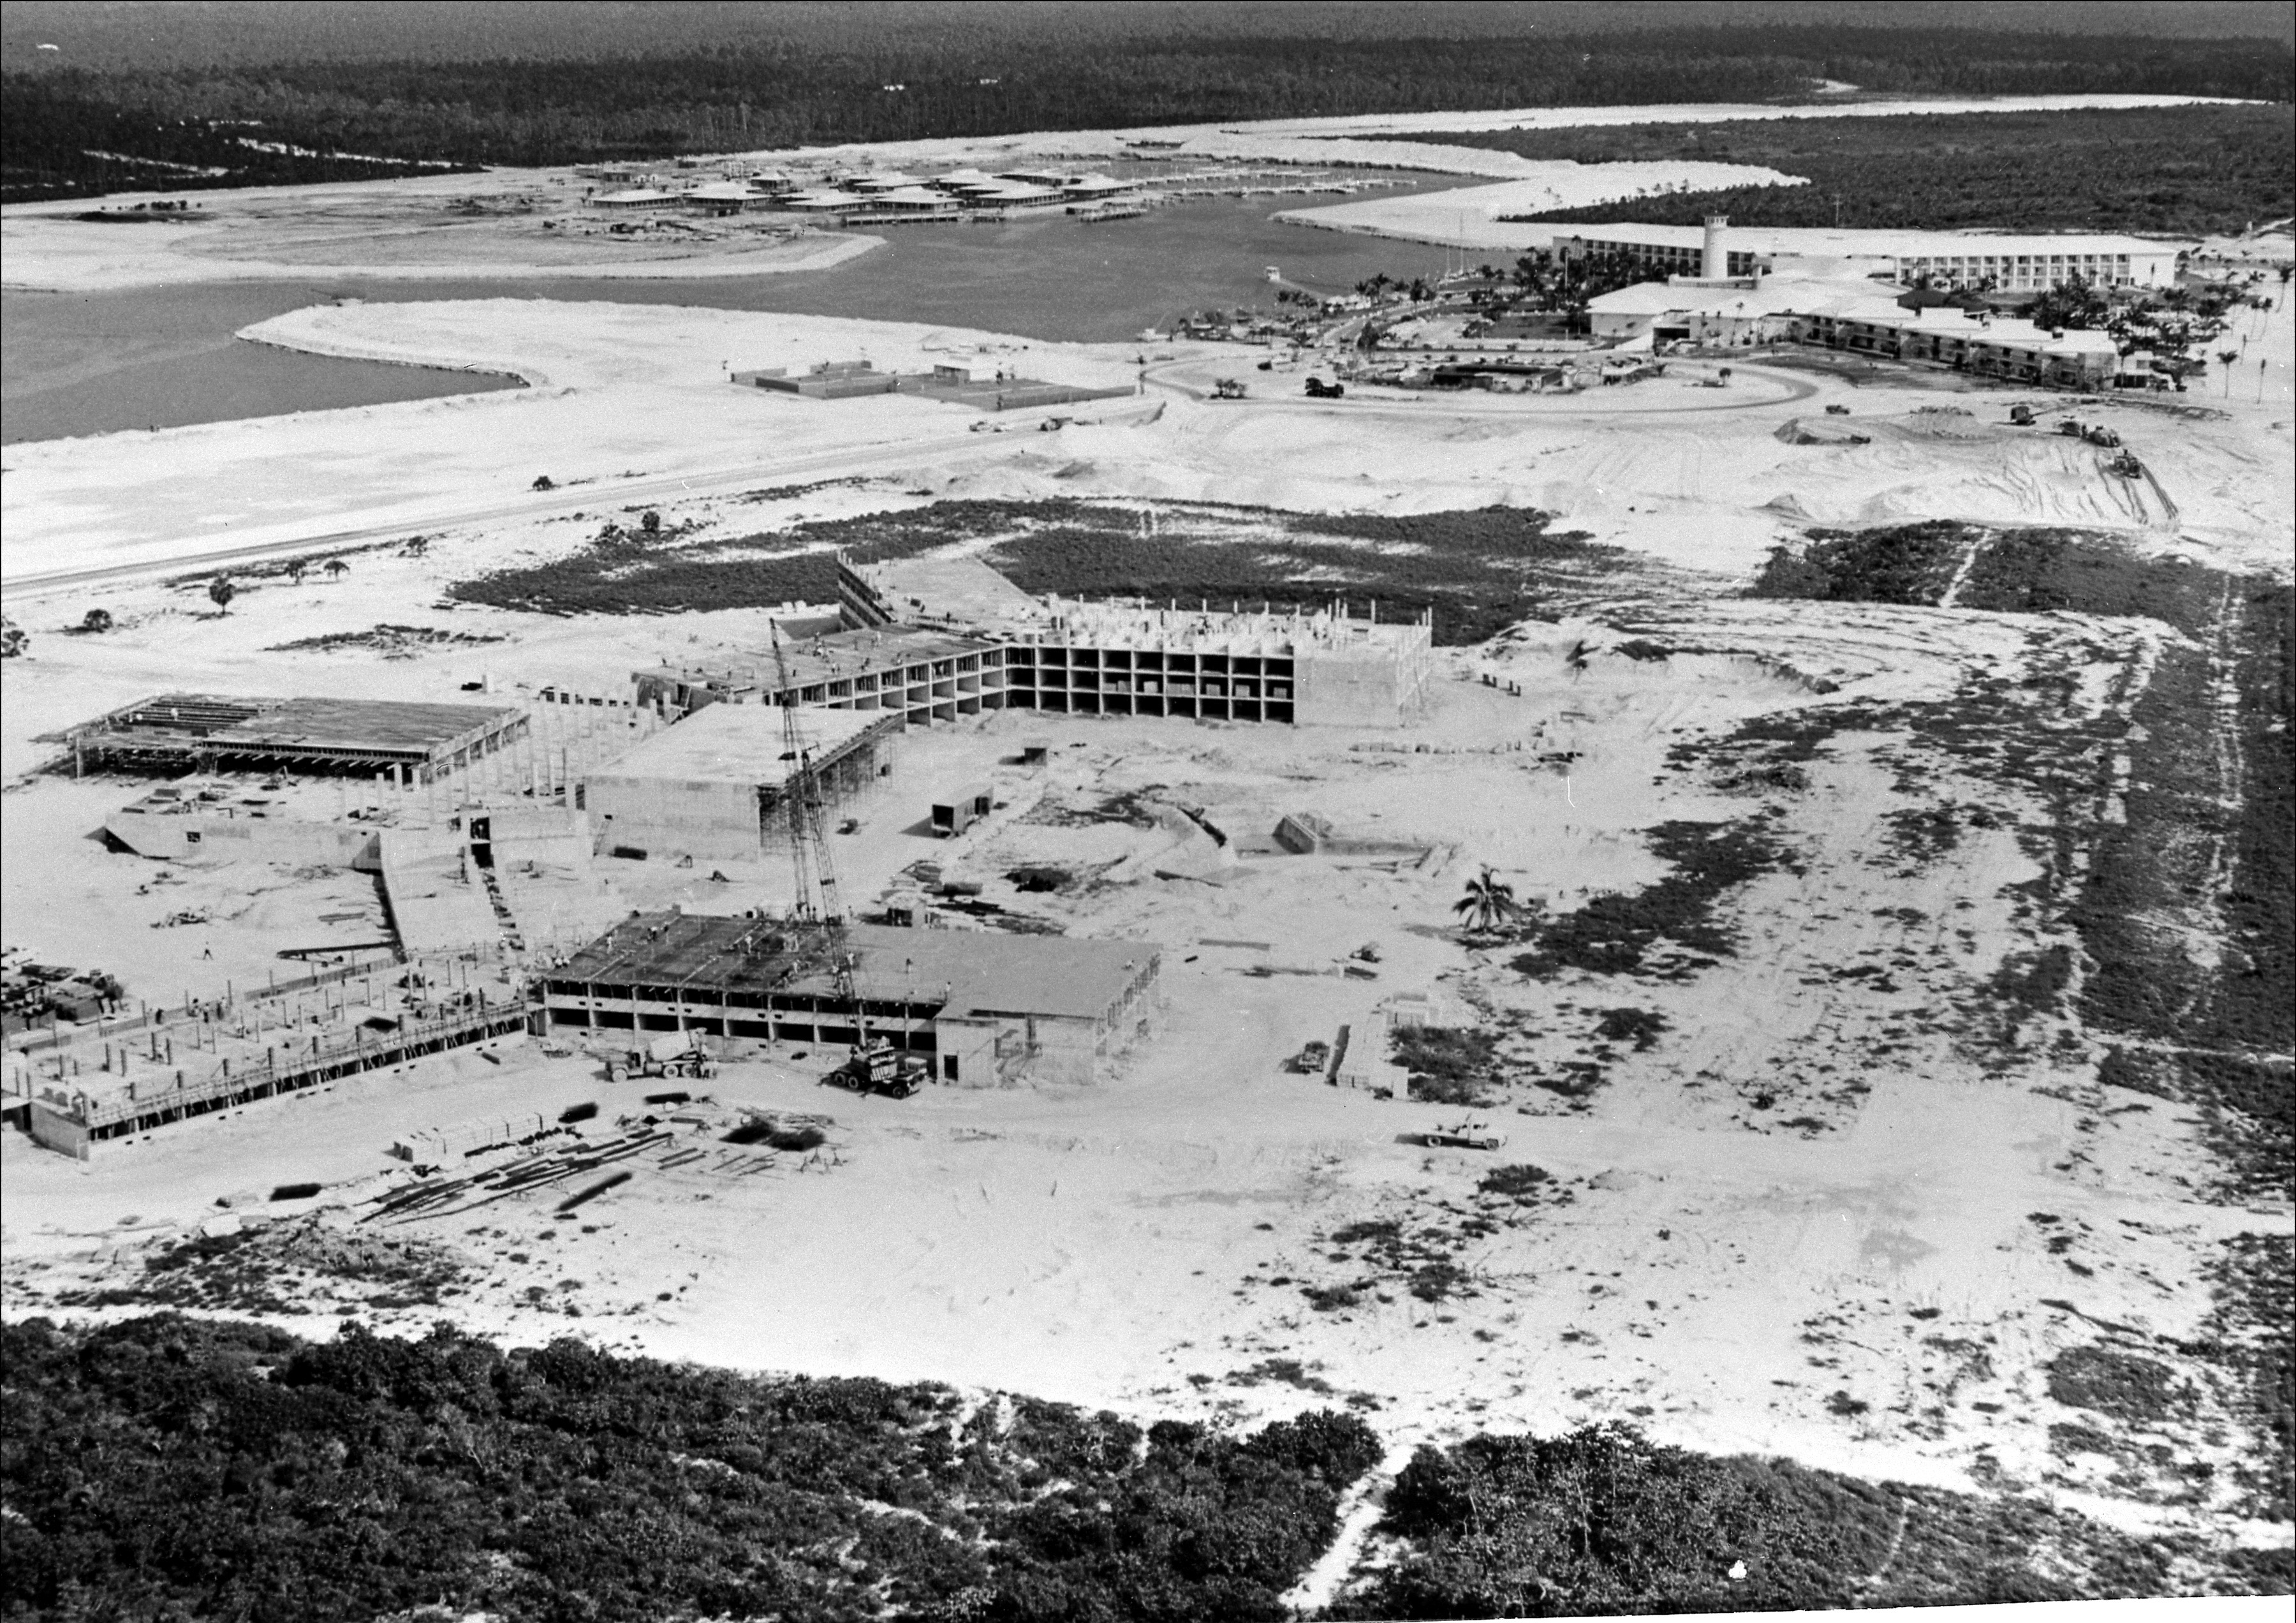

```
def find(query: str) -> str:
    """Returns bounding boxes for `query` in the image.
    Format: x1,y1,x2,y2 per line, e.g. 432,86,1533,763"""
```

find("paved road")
4,401,1162,597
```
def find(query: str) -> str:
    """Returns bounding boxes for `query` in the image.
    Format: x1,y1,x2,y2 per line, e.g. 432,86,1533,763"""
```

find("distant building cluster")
582,163,1142,220
1554,220,2178,291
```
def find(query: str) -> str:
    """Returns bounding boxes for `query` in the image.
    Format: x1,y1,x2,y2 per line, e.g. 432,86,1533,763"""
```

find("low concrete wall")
105,810,375,866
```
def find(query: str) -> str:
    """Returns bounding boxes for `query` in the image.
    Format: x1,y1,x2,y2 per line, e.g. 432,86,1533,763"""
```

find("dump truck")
1304,376,1345,399
603,1033,719,1083
1420,1120,1506,1150
823,1036,928,1099
2008,403,2035,426
1212,378,1246,399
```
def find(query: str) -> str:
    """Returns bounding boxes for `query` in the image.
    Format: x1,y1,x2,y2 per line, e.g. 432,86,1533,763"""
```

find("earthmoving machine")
2008,403,2035,426
1304,376,1345,399
823,1035,928,1098
2057,418,2086,438
1420,1120,1507,1151
604,1032,719,1084
1212,378,1246,399
1824,403,1852,415
2082,424,2123,448
818,952,929,1098
1285,1039,1332,1075
2108,448,2146,479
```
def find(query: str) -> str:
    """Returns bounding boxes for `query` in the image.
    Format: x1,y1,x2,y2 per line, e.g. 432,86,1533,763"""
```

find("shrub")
2047,1345,2188,1424
1476,1164,1551,1201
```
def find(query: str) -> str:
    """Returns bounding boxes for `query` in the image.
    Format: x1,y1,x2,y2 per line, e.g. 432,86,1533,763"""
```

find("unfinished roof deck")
550,914,1156,1023
589,703,888,787
60,694,526,776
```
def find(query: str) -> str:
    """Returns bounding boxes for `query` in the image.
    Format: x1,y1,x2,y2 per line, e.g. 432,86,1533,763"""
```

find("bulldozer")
2082,424,2123,448
2056,418,2086,438
1212,378,1246,399
2108,448,2146,479
603,1032,719,1084
2008,403,2035,426
823,1035,928,1099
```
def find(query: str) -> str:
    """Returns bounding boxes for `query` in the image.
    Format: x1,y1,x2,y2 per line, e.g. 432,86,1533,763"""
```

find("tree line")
1458,103,2295,239
10,1314,2279,1620
5,22,2290,202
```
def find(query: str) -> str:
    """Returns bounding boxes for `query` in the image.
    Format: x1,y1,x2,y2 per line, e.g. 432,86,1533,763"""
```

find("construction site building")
635,554,1433,730
540,913,1159,1086
1553,224,2179,291
634,628,1010,729
57,694,526,780
1790,302,2119,387
580,704,897,863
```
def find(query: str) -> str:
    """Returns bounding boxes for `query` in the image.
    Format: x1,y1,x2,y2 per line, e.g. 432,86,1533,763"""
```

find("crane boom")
767,619,841,925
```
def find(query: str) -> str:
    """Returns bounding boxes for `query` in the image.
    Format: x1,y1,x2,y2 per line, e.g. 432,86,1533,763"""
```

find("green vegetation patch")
1511,818,1793,979
13,27,2284,204
1,1314,1382,1622
2186,1231,2294,1522
2047,1344,2191,1425
1392,1024,1502,1106
450,498,1628,646
1337,1421,2237,1617
1750,521,1971,607
1432,105,2296,238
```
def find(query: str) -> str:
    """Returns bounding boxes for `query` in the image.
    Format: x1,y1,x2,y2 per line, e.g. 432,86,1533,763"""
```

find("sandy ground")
6,592,2287,1553
661,94,2250,175
4,115,2292,1575
6,293,2288,594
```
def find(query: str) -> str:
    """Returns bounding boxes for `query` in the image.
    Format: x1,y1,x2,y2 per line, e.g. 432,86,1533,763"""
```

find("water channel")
3,184,1475,444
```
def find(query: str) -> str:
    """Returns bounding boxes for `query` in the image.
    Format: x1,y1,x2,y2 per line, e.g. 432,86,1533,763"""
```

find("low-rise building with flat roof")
1555,224,2181,292
580,703,896,863
540,914,1160,1085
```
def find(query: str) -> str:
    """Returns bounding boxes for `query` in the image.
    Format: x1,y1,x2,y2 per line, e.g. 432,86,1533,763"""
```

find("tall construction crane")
768,619,842,928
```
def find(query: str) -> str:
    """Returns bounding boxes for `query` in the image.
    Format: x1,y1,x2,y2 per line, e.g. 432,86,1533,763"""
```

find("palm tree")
1453,866,1518,936
324,559,350,581
207,576,236,615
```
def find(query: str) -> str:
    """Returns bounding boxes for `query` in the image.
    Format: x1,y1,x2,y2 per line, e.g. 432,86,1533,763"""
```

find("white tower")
1702,214,1729,280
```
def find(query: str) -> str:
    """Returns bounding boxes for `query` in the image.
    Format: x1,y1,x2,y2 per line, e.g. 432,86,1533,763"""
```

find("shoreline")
0,226,885,297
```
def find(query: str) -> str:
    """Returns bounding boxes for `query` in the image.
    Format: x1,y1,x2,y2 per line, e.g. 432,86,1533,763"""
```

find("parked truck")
1304,376,1345,399
1419,1120,1507,1150
823,1035,929,1099
603,1033,719,1083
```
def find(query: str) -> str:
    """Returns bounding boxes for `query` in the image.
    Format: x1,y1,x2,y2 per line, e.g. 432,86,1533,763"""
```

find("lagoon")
3,187,1467,445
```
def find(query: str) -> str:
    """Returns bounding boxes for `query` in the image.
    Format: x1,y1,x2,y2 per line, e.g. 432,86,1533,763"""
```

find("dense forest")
2,1314,1385,1622
1337,1423,2290,1616
8,1314,2283,1622
5,21,2291,202
1443,103,2296,236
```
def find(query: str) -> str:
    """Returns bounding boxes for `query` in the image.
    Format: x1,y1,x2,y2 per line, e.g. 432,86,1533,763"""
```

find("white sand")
4,251,2290,1560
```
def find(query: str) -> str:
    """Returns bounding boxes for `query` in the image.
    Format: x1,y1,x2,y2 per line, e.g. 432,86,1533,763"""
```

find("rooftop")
647,626,1004,695
1561,224,2184,259
556,914,1156,1022
68,694,523,765
587,703,886,787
